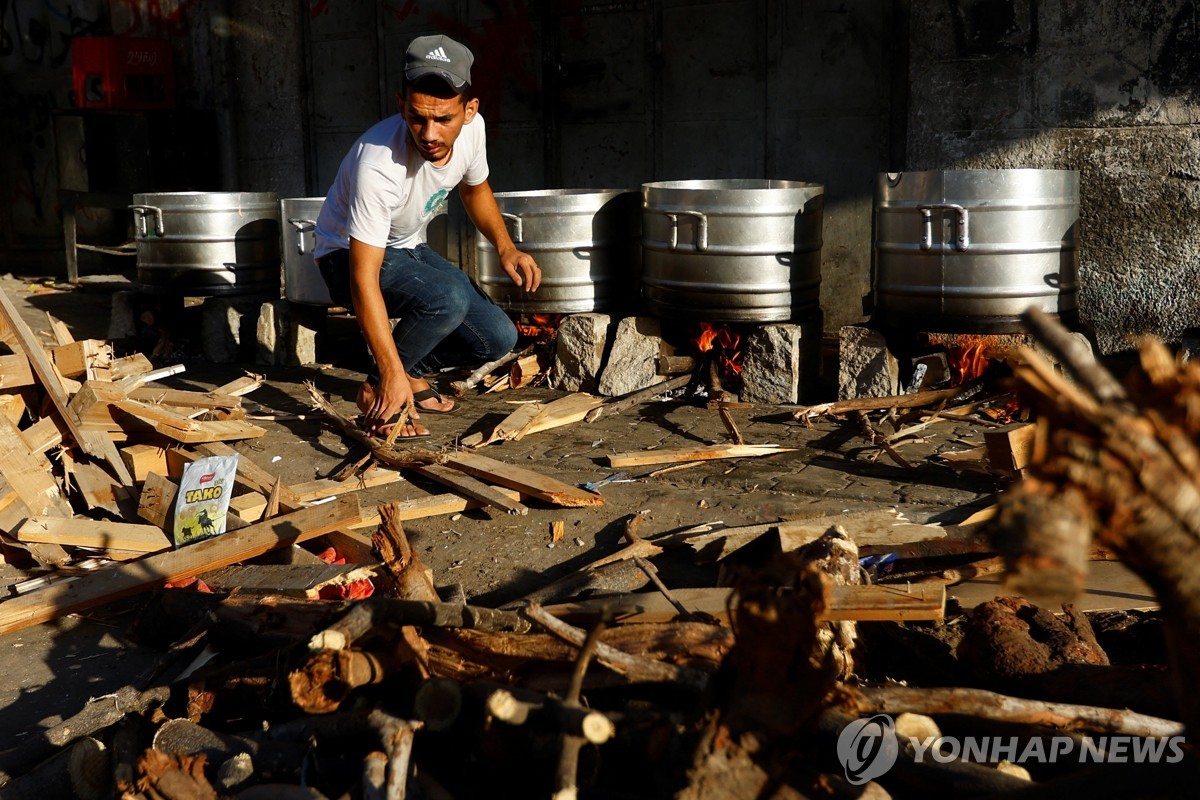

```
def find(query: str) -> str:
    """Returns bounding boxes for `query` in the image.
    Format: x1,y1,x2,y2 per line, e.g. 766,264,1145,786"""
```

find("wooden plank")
413,463,529,515
128,387,243,411
176,443,303,511
229,491,268,523
20,414,67,455
544,584,946,624
319,528,378,563
984,423,1038,474
0,353,35,390
50,339,112,379
0,413,73,517
120,443,169,482
290,468,404,502
443,450,604,508
114,398,200,431
514,392,605,439
17,516,171,553
213,374,264,397
606,443,797,468
348,488,526,529
0,288,133,484
153,419,267,444
199,563,376,596
138,471,178,530
0,496,364,636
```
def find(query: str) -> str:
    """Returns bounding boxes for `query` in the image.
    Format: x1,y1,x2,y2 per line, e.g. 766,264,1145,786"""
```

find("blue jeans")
318,244,517,379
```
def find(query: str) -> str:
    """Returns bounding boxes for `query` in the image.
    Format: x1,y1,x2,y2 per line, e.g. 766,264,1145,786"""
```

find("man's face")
399,89,478,166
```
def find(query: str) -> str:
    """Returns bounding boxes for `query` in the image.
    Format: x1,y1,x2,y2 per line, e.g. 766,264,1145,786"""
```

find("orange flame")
692,322,745,382
515,313,562,340
948,339,991,385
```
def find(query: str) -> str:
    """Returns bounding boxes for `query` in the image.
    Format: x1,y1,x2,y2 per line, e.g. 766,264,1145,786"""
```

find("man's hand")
500,246,541,293
363,369,418,433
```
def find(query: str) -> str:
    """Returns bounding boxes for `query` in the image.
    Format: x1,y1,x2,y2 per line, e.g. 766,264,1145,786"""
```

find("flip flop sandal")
412,387,457,415
353,414,432,440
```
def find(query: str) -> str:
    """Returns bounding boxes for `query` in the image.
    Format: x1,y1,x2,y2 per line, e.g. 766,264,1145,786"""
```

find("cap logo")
425,46,452,63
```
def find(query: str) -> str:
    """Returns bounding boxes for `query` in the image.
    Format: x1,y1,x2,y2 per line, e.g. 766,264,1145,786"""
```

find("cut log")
0,496,363,636
443,450,604,508
17,516,171,553
606,443,796,468
309,598,533,651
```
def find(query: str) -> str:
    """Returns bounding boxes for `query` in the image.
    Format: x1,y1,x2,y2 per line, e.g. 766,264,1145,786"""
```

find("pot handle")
288,218,317,255
501,212,523,243
665,210,709,252
918,204,970,251
129,204,164,238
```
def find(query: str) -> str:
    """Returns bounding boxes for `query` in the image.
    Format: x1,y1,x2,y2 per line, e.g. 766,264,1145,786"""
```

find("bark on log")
374,503,438,603
308,598,532,652
290,649,395,714
853,686,1183,738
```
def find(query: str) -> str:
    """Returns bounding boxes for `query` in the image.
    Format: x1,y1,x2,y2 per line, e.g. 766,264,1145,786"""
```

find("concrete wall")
907,0,1200,354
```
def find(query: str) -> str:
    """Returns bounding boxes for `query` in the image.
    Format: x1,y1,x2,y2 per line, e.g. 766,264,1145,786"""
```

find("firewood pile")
3,285,1200,799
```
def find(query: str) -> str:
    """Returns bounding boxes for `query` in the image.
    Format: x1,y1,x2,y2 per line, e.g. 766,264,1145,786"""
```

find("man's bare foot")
408,376,456,414
356,381,430,437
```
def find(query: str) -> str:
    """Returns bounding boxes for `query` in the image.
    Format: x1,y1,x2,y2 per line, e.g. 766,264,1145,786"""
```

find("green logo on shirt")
425,189,449,214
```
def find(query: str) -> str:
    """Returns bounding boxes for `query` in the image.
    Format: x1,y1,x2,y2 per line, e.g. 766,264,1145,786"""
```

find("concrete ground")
0,273,1126,757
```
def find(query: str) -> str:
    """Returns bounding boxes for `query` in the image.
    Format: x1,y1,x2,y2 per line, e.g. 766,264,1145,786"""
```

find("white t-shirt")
313,112,489,259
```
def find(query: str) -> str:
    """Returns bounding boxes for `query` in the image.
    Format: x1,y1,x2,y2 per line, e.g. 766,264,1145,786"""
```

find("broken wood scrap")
149,418,266,444
373,501,438,602
852,685,1181,739
0,352,35,390
213,372,265,397
49,338,111,379
0,495,363,636
413,463,529,516
348,487,526,529
199,563,377,598
120,443,168,482
508,352,544,389
516,392,605,439
127,386,243,411
17,516,171,554
309,598,533,651
289,468,404,503
791,382,979,423
450,345,533,396
606,443,797,469
20,413,67,457
460,401,543,448
542,583,946,625
0,287,133,483
443,450,603,508
585,372,693,423
0,412,73,518
305,380,445,471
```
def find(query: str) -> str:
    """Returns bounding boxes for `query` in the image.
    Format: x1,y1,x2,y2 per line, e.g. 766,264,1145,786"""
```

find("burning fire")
947,338,991,385
515,313,562,341
692,322,745,388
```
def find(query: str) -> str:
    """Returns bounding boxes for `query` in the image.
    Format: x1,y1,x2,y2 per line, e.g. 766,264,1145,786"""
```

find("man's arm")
459,179,541,292
348,237,414,425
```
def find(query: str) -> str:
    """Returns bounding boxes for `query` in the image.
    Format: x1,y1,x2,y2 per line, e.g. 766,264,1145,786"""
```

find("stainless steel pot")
476,189,640,313
873,169,1080,333
280,197,332,305
640,179,824,322
131,191,281,295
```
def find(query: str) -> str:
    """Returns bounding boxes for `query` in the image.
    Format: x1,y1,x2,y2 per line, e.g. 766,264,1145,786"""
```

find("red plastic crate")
72,37,176,110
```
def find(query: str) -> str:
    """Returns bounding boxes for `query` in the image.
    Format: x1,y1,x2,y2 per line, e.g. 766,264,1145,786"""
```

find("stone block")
201,297,260,364
108,290,137,340
741,323,809,404
597,316,666,397
553,313,612,392
838,325,899,400
256,299,288,366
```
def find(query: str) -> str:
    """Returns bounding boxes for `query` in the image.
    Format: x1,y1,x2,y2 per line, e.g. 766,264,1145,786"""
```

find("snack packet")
174,453,239,545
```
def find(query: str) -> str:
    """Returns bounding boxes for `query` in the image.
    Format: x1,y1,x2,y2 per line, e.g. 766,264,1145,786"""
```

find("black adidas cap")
404,34,473,90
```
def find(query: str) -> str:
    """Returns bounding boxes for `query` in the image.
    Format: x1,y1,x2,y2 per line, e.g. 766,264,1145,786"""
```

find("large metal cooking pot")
640,179,824,322
280,197,332,306
130,191,281,295
873,169,1080,333
476,189,640,314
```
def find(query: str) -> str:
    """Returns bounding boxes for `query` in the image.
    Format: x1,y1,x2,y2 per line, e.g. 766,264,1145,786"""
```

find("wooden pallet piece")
17,516,171,554
0,413,73,518
0,496,364,636
413,463,529,515
443,450,604,508
607,443,798,468
0,353,35,391
128,387,243,411
138,471,178,530
290,468,405,503
20,415,68,455
0,288,133,484
63,451,134,517
120,443,169,482
50,339,112,379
